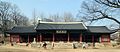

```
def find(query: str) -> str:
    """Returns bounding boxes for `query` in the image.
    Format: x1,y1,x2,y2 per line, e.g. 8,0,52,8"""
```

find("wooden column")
80,33,82,42
92,35,94,43
40,34,42,42
37,35,38,42
101,35,103,43
18,35,20,43
53,33,55,42
84,35,85,42
108,35,110,43
28,35,29,43
10,35,11,43
92,35,95,47
67,33,70,42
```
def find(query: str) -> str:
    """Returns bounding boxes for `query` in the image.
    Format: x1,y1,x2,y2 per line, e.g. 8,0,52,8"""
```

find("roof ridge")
39,22,83,24
87,26,106,27
14,26,35,27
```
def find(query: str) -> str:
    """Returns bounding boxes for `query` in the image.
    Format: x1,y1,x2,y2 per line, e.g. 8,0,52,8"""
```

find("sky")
1,0,119,28
2,0,84,19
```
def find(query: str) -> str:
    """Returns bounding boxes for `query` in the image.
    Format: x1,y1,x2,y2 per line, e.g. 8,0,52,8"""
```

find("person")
42,42,47,49
82,42,86,49
73,42,77,49
26,43,29,46
11,43,14,46
93,42,95,48
1,41,4,44
51,42,54,49
85,43,88,49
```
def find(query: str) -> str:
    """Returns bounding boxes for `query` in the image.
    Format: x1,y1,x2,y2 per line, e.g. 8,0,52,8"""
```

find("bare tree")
49,13,62,22
63,12,76,22
10,4,21,26
31,9,38,26
18,15,29,26
38,13,53,22
95,0,120,8
108,24,119,30
0,1,13,37
0,1,29,38
79,0,120,45
42,18,53,22
79,0,120,24
9,3,29,26
48,12,77,22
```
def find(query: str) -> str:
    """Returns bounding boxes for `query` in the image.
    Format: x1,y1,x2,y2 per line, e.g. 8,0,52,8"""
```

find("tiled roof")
6,22,113,34
36,22,87,30
7,26,36,33
87,26,112,33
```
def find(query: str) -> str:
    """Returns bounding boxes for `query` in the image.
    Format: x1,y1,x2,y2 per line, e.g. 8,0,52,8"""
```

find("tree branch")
105,16,120,24
95,0,120,8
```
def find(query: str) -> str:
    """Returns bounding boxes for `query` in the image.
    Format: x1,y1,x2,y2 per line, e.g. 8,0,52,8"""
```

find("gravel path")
0,46,120,52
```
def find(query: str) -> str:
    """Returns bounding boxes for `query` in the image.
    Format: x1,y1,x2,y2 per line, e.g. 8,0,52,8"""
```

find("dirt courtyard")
0,46,120,52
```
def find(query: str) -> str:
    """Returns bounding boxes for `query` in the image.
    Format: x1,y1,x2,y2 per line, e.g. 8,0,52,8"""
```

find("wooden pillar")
84,35,85,42
10,35,11,43
80,33,82,42
67,33,69,42
101,35,103,43
108,35,110,43
92,35,95,47
92,35,94,43
18,35,20,43
37,35,38,42
53,33,55,42
40,34,42,42
28,35,29,43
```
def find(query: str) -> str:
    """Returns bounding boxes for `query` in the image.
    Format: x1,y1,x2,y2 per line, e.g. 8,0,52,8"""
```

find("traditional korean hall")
7,22,113,43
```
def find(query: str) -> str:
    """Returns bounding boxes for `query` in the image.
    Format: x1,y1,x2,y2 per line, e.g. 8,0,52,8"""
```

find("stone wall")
31,42,83,49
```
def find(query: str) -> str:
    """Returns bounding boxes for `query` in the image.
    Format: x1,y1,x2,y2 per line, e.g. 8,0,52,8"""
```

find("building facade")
7,22,113,43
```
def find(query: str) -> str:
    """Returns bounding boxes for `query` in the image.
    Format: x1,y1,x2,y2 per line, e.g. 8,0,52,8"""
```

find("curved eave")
89,32,113,34
36,29,87,31
6,31,36,34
